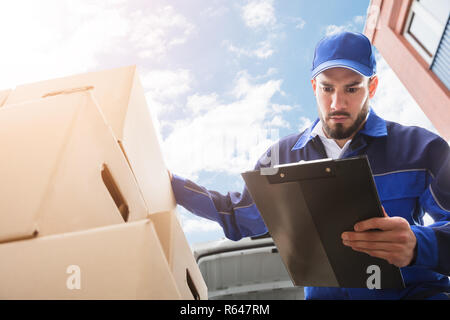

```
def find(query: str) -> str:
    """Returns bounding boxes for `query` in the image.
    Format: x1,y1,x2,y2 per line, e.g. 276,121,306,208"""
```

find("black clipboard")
241,155,405,289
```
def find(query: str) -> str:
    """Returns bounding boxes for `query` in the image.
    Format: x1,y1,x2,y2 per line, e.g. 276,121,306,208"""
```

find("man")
169,32,450,299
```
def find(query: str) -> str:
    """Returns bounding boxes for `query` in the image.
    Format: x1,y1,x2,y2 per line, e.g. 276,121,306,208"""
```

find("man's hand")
341,208,417,268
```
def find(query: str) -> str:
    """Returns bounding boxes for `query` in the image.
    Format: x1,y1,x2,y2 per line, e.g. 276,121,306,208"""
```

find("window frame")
403,0,448,65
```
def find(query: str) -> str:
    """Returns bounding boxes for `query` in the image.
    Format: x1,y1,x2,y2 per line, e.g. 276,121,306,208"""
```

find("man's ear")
311,78,317,94
368,75,378,99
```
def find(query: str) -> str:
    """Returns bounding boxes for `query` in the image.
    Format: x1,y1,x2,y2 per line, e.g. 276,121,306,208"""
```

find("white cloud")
141,69,193,125
223,41,251,58
223,39,274,59
298,116,313,132
325,14,363,36
129,6,195,59
264,68,278,77
179,215,222,234
293,17,306,30
201,6,230,18
0,1,195,90
371,54,436,133
143,97,168,147
271,103,293,113
325,24,349,36
232,1,281,62
253,40,275,59
162,71,283,180
141,69,192,102
241,0,276,29
186,93,219,115
353,15,365,24
269,115,290,128
0,1,129,89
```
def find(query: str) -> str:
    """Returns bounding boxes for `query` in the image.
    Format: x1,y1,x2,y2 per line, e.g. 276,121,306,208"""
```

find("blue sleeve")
411,137,450,276
169,149,275,241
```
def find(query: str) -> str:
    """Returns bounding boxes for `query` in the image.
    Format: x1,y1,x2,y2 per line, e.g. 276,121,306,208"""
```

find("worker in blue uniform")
169,31,450,299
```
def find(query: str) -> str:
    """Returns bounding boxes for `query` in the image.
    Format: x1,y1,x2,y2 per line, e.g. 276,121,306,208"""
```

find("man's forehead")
316,67,366,84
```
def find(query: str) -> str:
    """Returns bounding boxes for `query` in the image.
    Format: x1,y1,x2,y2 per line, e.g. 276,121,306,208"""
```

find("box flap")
0,91,148,243
3,66,176,214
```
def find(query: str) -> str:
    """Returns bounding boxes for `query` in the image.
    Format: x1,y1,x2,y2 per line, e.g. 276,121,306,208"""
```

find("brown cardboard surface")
0,219,183,299
149,210,208,300
0,89,11,107
0,91,148,243
4,66,176,215
1,68,207,299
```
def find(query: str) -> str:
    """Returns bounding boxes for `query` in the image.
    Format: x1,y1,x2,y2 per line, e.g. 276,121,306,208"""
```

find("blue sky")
0,1,436,245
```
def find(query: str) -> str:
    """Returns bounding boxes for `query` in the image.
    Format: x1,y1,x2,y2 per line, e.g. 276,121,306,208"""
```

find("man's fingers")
343,239,403,252
354,216,407,232
342,230,385,242
353,217,390,231
341,230,409,243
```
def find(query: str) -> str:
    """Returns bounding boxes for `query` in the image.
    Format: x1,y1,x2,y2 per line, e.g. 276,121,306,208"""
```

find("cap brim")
311,59,374,79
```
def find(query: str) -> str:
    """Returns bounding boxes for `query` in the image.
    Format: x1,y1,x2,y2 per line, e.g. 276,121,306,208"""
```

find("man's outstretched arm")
169,172,268,241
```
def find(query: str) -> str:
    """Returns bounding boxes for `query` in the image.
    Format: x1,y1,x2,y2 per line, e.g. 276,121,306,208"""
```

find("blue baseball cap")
311,31,376,79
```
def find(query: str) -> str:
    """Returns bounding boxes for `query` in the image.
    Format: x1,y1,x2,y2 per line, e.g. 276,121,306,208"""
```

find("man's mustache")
327,112,351,118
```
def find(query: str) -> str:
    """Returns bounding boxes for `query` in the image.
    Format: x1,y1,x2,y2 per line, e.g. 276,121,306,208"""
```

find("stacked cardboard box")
0,66,207,300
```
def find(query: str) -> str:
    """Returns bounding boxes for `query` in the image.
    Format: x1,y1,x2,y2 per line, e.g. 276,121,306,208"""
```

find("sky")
0,0,438,246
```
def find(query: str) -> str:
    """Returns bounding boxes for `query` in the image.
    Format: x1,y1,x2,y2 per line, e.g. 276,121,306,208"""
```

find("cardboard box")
4,66,176,214
0,91,148,243
150,210,208,300
1,68,208,300
0,89,11,107
0,219,186,299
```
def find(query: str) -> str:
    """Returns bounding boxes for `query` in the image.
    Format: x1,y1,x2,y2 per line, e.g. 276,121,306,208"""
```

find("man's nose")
330,91,346,110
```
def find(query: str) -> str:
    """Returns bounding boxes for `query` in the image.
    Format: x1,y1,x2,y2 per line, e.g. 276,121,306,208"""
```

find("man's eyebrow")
344,80,363,87
318,81,334,87
318,80,364,87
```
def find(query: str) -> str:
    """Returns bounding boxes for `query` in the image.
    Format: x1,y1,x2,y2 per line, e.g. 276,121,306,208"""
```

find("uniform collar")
291,107,387,151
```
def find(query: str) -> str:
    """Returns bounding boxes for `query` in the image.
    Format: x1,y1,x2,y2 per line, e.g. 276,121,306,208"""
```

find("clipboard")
241,155,405,289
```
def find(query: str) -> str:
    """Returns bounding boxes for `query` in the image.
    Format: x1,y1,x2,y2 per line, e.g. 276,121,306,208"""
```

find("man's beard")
321,103,369,140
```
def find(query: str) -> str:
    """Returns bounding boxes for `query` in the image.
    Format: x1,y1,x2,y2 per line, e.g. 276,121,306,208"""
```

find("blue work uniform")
171,108,450,299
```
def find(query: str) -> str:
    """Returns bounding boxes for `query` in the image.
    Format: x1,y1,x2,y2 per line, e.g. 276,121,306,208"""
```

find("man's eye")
347,87,358,93
323,87,333,92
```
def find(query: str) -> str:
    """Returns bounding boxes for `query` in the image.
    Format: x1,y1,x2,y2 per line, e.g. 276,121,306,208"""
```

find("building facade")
364,0,450,140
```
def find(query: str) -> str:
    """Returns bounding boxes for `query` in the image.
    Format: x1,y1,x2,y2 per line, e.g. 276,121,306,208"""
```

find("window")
431,18,450,90
403,0,449,65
